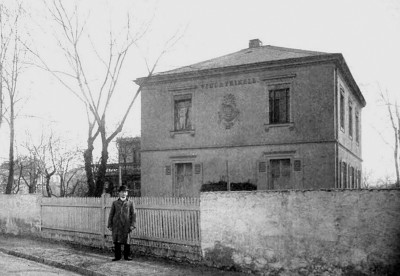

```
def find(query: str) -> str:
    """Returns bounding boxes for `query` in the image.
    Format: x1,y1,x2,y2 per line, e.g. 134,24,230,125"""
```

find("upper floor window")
174,94,192,131
355,111,360,143
349,100,353,138
269,88,290,124
340,88,345,131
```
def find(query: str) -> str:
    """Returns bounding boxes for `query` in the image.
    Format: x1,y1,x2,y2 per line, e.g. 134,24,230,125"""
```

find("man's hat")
118,185,129,192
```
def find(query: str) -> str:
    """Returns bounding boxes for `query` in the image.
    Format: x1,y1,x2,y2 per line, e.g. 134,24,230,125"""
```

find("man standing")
107,185,136,261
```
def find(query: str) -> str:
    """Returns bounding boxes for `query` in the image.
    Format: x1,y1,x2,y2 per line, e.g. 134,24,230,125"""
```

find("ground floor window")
342,162,347,188
339,161,361,189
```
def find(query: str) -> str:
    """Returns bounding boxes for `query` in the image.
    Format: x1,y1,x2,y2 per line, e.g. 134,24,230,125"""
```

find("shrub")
200,181,256,192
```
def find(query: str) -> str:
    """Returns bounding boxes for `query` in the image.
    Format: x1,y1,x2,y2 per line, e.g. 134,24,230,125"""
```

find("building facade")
136,39,366,197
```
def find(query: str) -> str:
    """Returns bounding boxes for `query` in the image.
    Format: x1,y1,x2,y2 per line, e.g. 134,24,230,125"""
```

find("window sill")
264,122,294,132
170,129,195,138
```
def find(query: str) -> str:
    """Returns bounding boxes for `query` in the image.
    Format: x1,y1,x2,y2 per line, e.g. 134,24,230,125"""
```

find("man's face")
119,191,128,199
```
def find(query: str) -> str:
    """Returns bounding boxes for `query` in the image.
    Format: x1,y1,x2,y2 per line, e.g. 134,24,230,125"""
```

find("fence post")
101,193,107,248
39,195,43,234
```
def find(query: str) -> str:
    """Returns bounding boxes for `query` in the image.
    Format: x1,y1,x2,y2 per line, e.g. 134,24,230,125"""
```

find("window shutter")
258,161,266,173
194,163,202,175
165,165,171,175
294,160,301,172
194,163,203,188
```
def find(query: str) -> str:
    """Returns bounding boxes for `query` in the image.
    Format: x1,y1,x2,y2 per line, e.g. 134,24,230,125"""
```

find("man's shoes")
123,244,132,260
112,258,121,261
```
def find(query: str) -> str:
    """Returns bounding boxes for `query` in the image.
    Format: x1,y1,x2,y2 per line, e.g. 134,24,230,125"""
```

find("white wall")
201,190,400,275
0,194,41,235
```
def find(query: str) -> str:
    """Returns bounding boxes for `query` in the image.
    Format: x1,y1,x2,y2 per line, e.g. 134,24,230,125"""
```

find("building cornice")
135,54,366,107
141,139,362,161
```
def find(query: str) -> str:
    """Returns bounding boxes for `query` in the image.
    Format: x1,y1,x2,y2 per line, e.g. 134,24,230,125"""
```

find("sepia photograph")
0,0,399,275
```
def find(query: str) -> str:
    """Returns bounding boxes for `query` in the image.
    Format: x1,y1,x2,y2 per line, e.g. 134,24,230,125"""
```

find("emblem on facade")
218,94,240,129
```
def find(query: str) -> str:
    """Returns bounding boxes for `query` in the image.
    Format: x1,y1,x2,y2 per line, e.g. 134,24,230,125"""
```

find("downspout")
334,67,339,188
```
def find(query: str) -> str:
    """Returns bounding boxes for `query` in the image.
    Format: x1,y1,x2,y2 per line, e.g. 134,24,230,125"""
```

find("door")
174,163,193,197
269,159,291,190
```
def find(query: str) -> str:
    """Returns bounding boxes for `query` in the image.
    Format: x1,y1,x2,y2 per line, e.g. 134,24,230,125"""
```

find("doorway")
174,163,193,197
269,158,291,190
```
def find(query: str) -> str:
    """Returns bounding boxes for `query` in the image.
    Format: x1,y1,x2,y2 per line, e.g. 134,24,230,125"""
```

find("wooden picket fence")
40,196,200,248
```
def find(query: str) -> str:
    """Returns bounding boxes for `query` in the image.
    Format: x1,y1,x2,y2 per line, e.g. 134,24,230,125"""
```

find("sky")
1,0,399,184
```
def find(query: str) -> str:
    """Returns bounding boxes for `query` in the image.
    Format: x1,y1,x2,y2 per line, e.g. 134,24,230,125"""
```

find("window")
269,88,290,124
355,111,360,143
340,89,345,130
349,166,354,188
349,101,353,138
174,94,192,131
342,161,347,188
355,169,359,189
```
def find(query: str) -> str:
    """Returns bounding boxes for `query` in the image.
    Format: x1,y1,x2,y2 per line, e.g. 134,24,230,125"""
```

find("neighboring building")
136,39,366,197
103,137,141,196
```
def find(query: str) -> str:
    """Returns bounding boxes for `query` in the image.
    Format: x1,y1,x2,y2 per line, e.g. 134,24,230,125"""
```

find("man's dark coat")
107,198,136,244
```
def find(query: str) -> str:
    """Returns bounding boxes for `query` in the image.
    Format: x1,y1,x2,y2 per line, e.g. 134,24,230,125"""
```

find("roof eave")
135,54,366,107
134,55,337,85
334,55,366,107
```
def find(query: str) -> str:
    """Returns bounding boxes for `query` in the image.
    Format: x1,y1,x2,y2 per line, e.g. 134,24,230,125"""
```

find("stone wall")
200,190,400,275
0,194,41,236
2,191,399,274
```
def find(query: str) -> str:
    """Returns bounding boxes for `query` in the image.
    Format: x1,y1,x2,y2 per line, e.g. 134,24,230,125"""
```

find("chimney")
249,39,262,48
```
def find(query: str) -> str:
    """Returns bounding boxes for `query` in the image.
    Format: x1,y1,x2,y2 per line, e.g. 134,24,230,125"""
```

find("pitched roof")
136,41,365,106
155,45,329,76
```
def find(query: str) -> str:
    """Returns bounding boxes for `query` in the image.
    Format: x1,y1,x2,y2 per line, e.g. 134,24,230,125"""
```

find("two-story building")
136,39,366,197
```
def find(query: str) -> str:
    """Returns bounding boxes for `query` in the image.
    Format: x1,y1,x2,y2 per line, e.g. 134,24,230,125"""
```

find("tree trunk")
396,128,400,187
45,174,52,197
0,61,3,130
28,168,38,194
60,175,65,197
84,140,96,196
29,185,36,193
5,104,14,194
94,142,109,197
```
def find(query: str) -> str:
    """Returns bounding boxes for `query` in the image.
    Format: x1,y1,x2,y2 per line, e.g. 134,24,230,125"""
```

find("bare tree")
361,168,373,189
376,174,396,188
26,132,57,197
0,2,30,194
24,130,85,196
16,154,40,193
29,0,179,196
379,89,400,187
0,154,30,194
54,147,83,197
0,3,10,130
